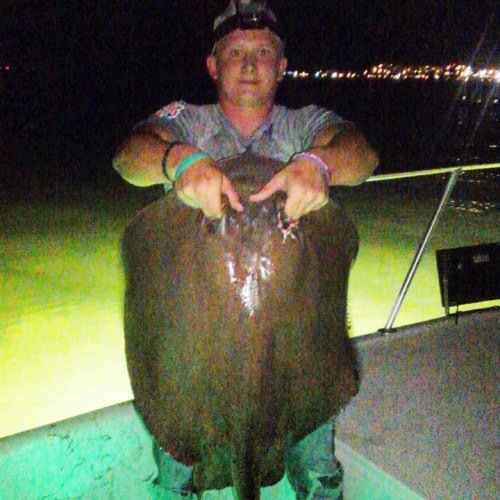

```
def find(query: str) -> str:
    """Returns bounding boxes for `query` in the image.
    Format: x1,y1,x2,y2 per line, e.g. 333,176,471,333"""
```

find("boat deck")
337,307,499,499
1,308,497,498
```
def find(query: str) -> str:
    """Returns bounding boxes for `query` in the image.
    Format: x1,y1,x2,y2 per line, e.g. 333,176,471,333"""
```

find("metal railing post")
379,167,463,333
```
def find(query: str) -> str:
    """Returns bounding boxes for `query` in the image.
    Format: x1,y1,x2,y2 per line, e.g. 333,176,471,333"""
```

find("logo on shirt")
156,102,185,120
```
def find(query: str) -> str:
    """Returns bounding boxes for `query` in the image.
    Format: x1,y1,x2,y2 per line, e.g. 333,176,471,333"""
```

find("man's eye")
229,49,242,58
258,48,272,57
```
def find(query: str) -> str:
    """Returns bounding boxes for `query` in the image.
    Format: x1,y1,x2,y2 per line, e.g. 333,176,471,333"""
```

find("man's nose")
242,52,257,70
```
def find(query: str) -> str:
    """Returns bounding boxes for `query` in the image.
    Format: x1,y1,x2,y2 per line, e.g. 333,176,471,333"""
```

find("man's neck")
219,101,274,138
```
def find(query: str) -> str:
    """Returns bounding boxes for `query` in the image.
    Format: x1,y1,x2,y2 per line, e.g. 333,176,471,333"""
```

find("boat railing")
345,162,499,335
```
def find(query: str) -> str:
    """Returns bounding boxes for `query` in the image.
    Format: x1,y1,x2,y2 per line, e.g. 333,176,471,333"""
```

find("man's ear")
206,55,218,81
277,57,288,82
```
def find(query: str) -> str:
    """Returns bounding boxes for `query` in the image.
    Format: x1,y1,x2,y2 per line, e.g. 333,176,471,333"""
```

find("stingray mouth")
203,197,300,244
277,211,299,242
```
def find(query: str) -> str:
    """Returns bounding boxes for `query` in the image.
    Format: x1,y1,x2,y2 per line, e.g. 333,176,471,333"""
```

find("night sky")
0,1,498,192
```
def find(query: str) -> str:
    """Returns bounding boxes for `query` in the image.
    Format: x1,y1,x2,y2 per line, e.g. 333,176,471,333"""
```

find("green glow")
1,201,137,438
346,176,499,335
1,173,498,440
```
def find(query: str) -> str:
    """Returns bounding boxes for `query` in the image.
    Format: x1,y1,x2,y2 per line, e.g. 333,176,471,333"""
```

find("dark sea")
1,77,499,197
278,78,499,174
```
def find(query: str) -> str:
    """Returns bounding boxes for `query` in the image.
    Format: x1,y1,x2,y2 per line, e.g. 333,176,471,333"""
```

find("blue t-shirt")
139,101,343,163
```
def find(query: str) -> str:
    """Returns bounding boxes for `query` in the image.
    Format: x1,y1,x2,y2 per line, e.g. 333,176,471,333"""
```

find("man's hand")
249,157,329,220
175,158,244,219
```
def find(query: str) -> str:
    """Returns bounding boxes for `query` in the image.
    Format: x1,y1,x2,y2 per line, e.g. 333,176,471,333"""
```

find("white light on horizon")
284,63,499,84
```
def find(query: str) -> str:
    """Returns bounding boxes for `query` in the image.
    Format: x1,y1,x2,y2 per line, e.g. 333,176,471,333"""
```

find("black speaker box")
436,242,499,309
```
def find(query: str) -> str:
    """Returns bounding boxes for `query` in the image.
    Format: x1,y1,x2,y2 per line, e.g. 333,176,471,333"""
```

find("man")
113,1,378,221
114,1,378,497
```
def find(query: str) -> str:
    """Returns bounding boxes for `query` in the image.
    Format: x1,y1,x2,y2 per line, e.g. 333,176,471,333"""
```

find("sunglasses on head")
212,11,283,45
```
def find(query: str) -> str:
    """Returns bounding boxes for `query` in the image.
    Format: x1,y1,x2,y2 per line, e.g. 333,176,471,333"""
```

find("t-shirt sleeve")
290,105,344,151
132,101,194,143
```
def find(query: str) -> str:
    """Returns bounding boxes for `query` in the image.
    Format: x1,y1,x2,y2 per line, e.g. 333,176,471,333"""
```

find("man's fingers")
202,195,225,219
178,173,242,218
284,194,304,220
249,173,285,203
284,188,329,220
222,176,244,212
174,160,225,218
318,197,329,209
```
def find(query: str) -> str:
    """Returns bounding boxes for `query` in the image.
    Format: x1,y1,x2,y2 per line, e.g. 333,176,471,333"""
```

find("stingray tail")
230,426,261,500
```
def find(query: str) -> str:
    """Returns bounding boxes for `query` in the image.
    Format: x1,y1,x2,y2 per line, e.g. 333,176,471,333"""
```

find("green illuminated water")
1,173,498,439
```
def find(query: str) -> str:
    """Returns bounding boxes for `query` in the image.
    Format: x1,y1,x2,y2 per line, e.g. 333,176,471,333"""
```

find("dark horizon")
2,1,498,66
0,1,498,195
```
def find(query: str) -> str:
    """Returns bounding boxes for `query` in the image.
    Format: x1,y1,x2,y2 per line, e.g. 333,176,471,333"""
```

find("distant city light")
286,69,360,80
285,63,500,84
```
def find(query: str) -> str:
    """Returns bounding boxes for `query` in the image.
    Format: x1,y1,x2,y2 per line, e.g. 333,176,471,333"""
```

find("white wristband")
291,152,331,185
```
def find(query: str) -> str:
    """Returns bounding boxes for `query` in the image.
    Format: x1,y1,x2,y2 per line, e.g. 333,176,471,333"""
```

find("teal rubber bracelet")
174,152,210,181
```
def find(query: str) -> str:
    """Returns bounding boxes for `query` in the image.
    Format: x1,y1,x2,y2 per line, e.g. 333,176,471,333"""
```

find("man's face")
207,29,287,109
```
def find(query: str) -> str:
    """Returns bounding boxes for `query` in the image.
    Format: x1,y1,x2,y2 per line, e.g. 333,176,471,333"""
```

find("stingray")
122,152,359,499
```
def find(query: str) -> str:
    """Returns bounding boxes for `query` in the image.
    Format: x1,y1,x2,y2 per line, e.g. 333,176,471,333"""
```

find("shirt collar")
214,104,277,146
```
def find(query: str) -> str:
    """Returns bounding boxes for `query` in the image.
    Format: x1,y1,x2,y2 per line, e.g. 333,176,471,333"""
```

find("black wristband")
161,141,183,181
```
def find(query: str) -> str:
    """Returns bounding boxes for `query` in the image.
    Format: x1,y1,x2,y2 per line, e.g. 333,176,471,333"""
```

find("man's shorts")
151,418,343,499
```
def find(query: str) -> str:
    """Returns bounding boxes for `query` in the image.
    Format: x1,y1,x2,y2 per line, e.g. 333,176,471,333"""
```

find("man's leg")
284,419,343,499
151,440,198,498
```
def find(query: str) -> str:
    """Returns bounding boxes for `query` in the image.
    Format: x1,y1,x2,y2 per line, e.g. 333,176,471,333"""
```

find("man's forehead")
220,28,280,48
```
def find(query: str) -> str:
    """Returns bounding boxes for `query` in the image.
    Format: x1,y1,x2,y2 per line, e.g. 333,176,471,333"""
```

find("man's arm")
308,121,379,186
249,122,379,219
113,124,243,217
112,123,180,187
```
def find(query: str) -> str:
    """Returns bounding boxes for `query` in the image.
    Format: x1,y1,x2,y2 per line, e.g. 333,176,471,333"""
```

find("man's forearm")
310,123,379,186
113,131,173,187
